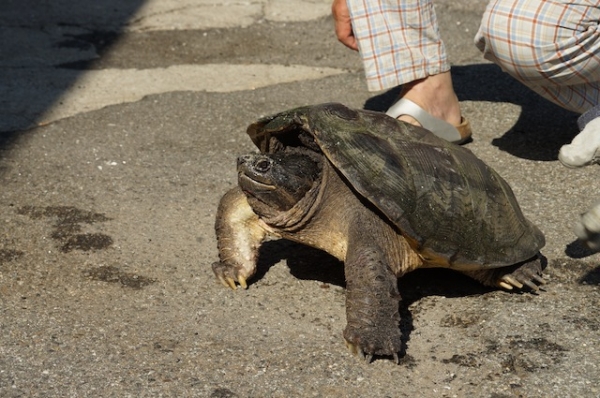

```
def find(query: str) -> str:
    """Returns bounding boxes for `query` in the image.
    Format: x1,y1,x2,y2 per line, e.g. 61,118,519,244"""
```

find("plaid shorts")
346,0,450,92
348,0,600,113
476,0,600,113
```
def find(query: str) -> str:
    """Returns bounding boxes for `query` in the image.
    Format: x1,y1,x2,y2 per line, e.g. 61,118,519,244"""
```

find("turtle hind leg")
462,254,547,292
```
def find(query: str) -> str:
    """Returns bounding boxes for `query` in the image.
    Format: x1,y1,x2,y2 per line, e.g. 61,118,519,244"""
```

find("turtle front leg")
212,187,267,289
343,228,403,363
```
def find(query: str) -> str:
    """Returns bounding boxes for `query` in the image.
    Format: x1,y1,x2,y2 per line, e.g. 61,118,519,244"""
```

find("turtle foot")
463,254,546,292
212,261,248,290
497,255,546,292
344,341,400,364
343,325,402,364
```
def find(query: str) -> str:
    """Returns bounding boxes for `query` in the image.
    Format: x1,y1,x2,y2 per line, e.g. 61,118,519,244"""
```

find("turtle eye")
254,158,271,173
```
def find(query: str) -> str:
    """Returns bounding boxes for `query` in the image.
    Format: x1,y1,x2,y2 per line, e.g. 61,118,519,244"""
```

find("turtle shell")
246,103,545,268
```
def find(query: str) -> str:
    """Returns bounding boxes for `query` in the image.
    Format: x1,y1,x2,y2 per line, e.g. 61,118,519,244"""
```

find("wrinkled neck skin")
245,160,329,233
245,160,424,274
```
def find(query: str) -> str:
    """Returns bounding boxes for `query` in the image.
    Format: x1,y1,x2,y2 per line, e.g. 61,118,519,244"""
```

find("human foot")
558,117,600,168
392,72,461,124
386,99,472,144
558,108,600,250
385,72,471,144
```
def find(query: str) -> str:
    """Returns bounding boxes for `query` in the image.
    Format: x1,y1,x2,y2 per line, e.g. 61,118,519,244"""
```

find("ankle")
400,72,462,126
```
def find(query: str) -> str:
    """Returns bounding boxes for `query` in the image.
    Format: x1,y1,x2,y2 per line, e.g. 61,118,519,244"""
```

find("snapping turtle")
213,103,545,362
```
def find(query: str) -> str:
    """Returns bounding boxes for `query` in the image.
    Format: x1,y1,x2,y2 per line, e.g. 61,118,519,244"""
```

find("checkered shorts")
348,0,600,113
347,0,450,91
476,0,600,113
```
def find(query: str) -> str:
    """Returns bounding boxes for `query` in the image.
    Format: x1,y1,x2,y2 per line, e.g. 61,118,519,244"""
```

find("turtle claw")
494,255,546,292
498,281,514,290
217,276,235,290
532,274,546,285
515,267,546,292
344,337,402,364
212,261,250,290
222,275,249,290
499,273,541,292
500,275,523,289
225,277,238,290
345,340,370,362
522,279,540,292
345,340,361,356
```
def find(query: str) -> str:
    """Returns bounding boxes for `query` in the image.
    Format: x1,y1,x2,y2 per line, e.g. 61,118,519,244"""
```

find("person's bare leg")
396,71,462,127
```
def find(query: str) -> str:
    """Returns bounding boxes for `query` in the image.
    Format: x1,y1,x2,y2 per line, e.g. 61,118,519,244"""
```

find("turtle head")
237,151,322,211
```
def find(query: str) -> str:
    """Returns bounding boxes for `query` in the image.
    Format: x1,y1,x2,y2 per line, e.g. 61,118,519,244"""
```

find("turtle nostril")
254,158,271,173
237,154,253,167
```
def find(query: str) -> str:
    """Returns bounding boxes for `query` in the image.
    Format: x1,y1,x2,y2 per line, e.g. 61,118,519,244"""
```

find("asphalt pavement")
1,0,599,397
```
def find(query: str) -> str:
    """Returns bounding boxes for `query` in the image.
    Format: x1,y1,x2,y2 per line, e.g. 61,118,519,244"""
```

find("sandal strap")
386,98,471,144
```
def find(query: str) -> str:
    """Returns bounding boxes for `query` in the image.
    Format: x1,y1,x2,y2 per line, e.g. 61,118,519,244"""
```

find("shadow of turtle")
255,239,496,363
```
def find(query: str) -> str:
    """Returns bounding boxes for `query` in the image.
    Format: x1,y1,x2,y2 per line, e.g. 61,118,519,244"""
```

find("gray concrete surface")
1,0,598,397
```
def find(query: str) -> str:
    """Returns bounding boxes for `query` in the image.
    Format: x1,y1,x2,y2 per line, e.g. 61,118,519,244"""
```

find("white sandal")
386,98,472,144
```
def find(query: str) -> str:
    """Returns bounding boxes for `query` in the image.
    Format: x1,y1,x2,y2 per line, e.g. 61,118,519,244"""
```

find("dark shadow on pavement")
363,63,579,162
579,266,600,285
256,240,346,288
0,0,148,150
565,239,599,259
256,239,495,363
549,258,600,284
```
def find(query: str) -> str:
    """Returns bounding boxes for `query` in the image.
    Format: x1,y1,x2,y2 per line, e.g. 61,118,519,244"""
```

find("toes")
520,278,540,292
212,261,249,290
498,281,513,290
343,333,402,364
500,275,523,289
225,277,238,290
344,339,400,364
345,340,365,359
531,274,546,285
519,269,545,290
217,275,235,290
497,258,546,292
